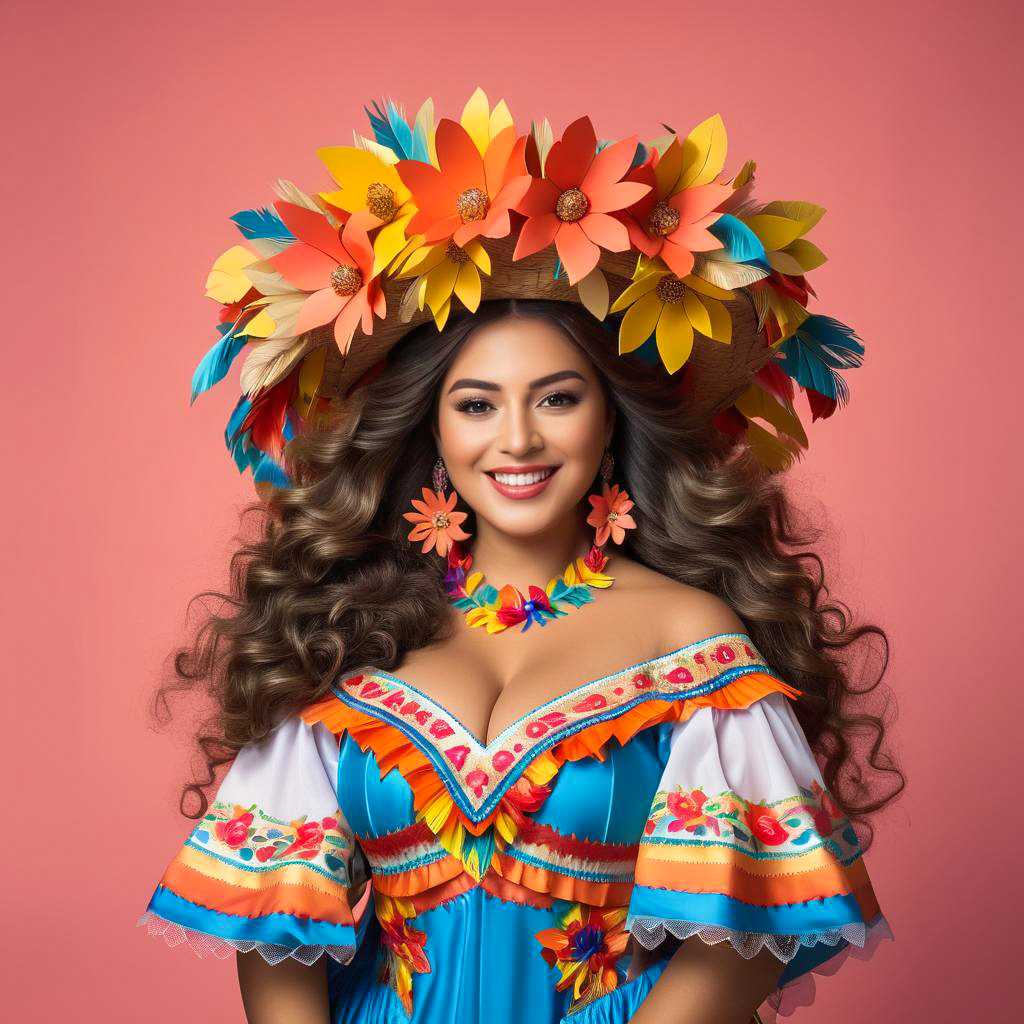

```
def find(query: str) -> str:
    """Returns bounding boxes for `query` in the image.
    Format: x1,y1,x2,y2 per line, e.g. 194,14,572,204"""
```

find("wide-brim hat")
192,87,865,493
310,233,769,426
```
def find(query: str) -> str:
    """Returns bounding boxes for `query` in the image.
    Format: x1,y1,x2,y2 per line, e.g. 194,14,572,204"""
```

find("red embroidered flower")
745,804,789,846
812,808,835,837
279,819,327,859
665,788,720,835
214,808,254,849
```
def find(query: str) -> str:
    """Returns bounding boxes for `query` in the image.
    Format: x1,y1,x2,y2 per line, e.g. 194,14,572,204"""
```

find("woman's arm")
630,939,785,1024
236,951,331,1024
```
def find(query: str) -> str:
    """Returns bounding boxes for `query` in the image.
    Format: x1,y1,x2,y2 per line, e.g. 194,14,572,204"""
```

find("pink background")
4,0,1019,1019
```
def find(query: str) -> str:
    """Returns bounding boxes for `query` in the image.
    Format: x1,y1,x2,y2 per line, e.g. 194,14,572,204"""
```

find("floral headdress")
192,86,865,497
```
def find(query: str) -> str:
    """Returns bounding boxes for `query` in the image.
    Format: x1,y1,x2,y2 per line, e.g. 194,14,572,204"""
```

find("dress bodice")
138,632,890,1023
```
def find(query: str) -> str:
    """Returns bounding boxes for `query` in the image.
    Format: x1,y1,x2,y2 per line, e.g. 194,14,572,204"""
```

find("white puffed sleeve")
627,691,890,1014
138,712,370,966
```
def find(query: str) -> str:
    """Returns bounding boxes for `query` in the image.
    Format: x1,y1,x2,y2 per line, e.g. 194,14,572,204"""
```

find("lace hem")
136,911,356,967
628,915,876,963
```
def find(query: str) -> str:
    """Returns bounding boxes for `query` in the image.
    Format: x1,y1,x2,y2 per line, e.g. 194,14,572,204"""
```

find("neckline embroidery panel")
331,632,777,822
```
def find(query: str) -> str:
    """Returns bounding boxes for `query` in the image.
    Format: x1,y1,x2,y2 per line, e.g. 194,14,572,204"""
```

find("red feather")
806,388,838,422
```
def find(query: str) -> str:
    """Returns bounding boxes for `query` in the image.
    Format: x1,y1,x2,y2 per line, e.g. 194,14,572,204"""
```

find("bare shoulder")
612,555,747,650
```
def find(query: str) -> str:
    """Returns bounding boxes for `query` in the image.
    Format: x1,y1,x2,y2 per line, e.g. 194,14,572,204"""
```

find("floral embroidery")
326,632,790,817
642,780,857,857
535,900,629,1014
192,799,352,881
374,892,431,1015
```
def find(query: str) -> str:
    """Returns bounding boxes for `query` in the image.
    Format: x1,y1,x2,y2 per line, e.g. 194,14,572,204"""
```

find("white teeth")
492,469,554,486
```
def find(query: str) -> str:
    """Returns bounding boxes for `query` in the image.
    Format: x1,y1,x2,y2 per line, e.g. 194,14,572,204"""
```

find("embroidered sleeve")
626,690,891,1014
137,713,369,966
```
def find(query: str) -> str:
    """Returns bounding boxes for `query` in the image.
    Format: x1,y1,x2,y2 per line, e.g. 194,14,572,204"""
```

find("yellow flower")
395,238,491,330
316,145,422,278
609,257,736,373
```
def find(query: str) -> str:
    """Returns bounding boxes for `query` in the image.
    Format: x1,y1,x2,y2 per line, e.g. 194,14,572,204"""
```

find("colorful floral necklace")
443,538,615,634
437,482,637,635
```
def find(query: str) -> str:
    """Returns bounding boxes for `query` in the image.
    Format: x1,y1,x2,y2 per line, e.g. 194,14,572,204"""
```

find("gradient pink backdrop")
4,0,1020,1019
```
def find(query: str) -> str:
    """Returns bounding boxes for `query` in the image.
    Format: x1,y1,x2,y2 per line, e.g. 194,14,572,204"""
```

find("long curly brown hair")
152,298,904,846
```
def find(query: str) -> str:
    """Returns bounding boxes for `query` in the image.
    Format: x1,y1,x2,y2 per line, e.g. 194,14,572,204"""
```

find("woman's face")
434,315,614,540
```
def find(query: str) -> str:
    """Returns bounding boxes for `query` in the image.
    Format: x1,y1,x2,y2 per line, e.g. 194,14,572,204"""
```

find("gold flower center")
555,188,589,222
445,240,471,264
431,511,451,529
655,276,686,304
648,200,681,236
330,263,363,296
608,510,619,520
456,187,490,223
365,181,397,222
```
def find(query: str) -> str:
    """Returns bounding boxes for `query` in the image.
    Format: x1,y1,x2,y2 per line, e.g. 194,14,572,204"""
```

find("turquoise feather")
229,207,293,242
708,214,767,264
365,98,429,162
191,321,249,402
777,314,865,403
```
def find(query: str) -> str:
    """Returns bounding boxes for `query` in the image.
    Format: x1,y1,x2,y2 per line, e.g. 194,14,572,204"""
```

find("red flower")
269,201,385,355
745,804,789,846
512,116,651,285
214,809,253,849
586,483,637,547
812,809,835,837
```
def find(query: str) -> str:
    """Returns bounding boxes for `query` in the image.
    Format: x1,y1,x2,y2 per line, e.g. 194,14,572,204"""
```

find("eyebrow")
446,370,586,394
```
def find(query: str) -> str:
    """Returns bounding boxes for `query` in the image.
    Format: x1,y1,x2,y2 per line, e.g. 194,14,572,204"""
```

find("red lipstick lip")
484,465,559,500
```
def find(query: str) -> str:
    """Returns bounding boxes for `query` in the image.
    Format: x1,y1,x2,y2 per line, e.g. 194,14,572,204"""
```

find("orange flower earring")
586,449,637,547
403,457,471,558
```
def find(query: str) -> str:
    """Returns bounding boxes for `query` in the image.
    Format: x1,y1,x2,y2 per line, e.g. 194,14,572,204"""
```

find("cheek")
437,411,489,467
551,406,607,457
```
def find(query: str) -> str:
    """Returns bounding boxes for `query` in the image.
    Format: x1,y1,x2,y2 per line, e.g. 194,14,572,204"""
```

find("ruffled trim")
136,909,356,967
494,851,634,906
301,670,797,887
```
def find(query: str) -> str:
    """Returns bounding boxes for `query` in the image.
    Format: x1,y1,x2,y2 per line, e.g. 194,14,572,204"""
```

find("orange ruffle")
554,671,799,764
302,670,800,881
493,852,634,906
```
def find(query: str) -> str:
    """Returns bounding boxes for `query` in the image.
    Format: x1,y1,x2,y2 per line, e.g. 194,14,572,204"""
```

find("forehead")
442,315,595,385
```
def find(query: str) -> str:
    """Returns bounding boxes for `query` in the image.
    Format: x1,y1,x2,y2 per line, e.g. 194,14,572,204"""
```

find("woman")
139,90,901,1023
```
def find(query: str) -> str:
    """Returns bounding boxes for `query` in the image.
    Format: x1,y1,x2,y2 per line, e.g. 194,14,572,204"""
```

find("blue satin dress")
139,632,889,1022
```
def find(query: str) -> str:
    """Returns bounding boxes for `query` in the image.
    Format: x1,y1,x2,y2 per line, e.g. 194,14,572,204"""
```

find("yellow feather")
679,113,728,190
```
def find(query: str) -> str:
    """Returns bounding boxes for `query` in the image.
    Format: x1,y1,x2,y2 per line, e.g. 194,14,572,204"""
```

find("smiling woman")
140,90,901,1024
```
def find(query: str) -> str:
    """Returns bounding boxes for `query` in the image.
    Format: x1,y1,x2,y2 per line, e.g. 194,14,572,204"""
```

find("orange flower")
396,118,532,248
269,202,385,355
512,116,651,285
402,487,470,557
586,483,637,546
618,122,734,279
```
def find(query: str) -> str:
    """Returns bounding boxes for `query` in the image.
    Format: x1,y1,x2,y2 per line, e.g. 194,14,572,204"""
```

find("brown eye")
540,391,580,408
454,397,494,415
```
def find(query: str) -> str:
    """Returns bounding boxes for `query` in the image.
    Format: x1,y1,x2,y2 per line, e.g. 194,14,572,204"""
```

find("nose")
499,401,543,455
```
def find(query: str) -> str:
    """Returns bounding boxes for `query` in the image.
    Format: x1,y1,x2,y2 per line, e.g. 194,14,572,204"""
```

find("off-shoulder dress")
139,631,889,1022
